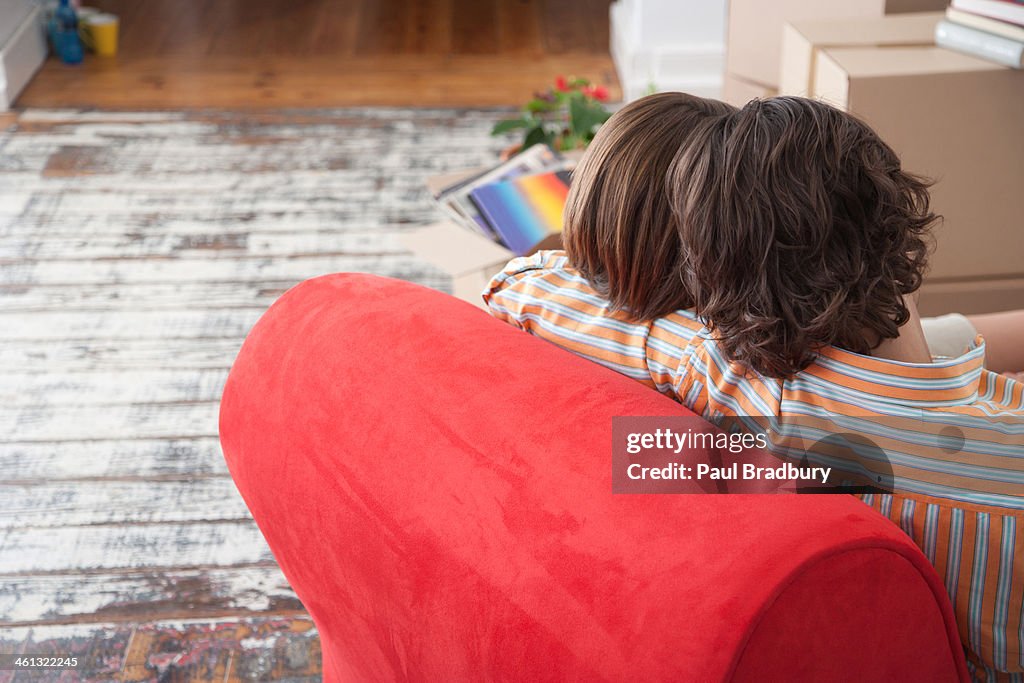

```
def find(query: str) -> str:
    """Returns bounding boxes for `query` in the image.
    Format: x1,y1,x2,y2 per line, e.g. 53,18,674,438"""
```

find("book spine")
950,0,1024,28
946,7,1024,43
935,19,1024,68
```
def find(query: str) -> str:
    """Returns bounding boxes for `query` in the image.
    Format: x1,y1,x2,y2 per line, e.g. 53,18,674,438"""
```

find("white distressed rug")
0,108,506,680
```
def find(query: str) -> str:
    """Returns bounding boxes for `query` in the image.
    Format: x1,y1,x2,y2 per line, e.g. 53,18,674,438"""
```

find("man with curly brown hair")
485,93,1024,680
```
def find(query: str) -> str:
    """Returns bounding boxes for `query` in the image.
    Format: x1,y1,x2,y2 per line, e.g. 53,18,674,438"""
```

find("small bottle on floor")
49,0,84,65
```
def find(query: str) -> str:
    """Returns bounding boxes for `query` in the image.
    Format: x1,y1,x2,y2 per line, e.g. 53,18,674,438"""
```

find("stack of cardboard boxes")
723,0,947,104
778,13,941,96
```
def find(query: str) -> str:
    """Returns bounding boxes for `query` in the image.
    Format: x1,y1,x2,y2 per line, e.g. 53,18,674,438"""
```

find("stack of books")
937,0,1024,68
431,145,573,256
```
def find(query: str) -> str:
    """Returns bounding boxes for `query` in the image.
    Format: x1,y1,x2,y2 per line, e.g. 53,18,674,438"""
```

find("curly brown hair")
564,92,735,319
669,97,936,379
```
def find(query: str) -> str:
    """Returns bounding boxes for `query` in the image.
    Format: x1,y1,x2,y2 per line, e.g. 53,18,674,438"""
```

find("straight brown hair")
563,92,735,320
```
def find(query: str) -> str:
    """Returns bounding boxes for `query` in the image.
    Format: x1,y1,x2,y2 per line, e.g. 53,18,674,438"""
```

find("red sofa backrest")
220,273,968,682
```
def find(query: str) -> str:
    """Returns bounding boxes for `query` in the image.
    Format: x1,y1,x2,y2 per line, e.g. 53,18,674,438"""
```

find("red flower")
584,85,610,102
555,75,570,92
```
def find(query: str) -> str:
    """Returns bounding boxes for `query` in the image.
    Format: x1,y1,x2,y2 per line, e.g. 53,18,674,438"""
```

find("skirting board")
0,3,47,111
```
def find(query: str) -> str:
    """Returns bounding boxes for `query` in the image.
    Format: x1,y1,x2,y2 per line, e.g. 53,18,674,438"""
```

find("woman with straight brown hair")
560,91,734,321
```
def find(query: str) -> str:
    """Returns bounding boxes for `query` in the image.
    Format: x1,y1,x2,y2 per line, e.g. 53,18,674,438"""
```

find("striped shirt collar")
807,335,987,407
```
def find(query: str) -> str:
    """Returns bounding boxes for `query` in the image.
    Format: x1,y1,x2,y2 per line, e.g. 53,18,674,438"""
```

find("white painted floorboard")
0,108,505,633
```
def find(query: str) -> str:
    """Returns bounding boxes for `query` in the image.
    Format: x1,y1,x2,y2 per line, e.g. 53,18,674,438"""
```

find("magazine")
435,145,568,238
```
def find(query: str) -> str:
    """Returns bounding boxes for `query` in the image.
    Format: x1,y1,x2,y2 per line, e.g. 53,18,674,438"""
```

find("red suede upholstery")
219,274,969,682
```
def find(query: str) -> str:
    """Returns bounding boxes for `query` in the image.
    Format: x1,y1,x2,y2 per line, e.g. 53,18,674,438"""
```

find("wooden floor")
0,108,503,679
2,5,612,677
17,0,620,109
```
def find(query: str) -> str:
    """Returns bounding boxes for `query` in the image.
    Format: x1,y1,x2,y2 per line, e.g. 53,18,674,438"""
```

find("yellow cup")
80,13,119,57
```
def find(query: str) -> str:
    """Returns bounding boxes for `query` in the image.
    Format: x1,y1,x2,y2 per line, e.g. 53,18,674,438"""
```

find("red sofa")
219,273,969,682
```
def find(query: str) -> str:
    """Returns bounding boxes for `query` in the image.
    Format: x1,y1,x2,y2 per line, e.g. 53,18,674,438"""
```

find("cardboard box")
778,12,941,97
812,45,1024,311
726,0,946,89
722,72,776,107
919,277,1024,317
399,222,514,309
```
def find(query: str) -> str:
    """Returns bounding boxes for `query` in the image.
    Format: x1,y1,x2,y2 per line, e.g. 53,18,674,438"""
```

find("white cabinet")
610,0,727,101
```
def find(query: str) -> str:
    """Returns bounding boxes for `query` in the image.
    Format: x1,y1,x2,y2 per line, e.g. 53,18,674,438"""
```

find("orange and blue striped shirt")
484,250,1024,682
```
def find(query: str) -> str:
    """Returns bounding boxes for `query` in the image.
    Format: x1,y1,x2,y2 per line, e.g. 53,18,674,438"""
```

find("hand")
968,310,1024,375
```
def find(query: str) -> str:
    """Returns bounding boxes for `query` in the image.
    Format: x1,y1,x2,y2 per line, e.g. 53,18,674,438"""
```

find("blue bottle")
50,0,84,65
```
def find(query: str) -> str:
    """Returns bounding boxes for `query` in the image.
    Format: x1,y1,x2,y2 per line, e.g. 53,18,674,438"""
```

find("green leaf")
522,125,555,151
491,118,532,136
568,97,612,138
525,98,556,114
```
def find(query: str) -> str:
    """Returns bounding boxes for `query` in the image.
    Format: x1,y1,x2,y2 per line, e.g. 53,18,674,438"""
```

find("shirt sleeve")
481,249,571,331
481,249,670,390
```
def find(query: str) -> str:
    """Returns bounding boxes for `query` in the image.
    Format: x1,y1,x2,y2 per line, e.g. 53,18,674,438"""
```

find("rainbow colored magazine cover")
436,144,564,239
469,170,571,255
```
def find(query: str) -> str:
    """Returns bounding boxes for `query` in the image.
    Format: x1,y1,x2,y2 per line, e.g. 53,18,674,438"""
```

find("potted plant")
492,76,612,160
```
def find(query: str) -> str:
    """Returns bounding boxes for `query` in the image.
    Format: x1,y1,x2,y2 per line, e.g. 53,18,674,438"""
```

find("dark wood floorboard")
17,0,620,108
